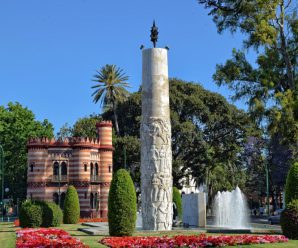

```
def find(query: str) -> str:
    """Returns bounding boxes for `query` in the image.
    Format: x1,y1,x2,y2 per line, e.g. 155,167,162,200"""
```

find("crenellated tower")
96,120,113,218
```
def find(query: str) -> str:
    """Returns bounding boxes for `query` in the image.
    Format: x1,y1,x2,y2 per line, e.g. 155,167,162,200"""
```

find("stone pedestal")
141,48,173,230
182,193,206,228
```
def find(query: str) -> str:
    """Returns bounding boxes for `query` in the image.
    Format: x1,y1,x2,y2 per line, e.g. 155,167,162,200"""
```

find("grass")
1,222,298,248
0,222,16,248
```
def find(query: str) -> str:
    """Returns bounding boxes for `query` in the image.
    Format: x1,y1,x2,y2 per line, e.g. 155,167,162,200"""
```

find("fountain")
213,187,249,229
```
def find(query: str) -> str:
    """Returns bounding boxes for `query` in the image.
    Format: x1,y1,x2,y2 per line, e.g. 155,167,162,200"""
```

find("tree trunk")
278,2,295,90
113,102,120,135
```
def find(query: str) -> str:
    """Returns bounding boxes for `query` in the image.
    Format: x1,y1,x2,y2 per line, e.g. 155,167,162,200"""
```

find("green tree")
173,187,182,220
285,162,298,205
56,123,73,139
103,79,251,205
91,64,130,135
63,185,80,224
72,114,102,138
197,0,298,153
108,169,136,236
0,102,53,201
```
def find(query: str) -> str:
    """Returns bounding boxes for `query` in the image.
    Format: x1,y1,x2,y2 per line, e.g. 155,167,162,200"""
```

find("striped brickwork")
27,121,113,218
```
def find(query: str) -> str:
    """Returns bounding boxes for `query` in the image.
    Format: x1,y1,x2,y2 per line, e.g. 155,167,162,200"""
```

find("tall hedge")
285,162,298,205
63,186,80,224
281,199,298,239
19,201,42,228
108,169,136,236
173,187,182,220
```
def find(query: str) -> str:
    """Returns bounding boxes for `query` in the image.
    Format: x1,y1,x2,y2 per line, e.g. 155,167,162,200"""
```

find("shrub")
173,187,182,220
108,169,136,236
19,200,42,228
37,201,63,227
63,185,80,224
281,199,298,239
285,162,298,205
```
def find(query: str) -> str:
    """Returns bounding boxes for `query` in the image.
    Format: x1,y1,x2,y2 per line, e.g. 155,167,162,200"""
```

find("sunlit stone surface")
140,48,173,230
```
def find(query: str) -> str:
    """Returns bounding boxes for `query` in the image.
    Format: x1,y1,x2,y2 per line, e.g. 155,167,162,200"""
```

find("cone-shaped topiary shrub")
281,199,298,239
19,200,42,228
173,187,182,220
108,169,136,236
285,162,298,205
63,185,80,224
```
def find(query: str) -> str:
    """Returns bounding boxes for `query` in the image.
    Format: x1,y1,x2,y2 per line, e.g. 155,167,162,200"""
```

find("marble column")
141,48,173,230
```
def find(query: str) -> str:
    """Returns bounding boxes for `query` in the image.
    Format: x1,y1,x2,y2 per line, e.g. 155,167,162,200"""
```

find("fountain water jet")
213,187,249,229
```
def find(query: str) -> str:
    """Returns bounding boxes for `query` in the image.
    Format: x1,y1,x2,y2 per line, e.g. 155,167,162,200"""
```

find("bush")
63,185,80,224
36,201,63,227
19,201,42,228
281,199,298,239
173,187,182,220
285,162,298,205
108,169,136,236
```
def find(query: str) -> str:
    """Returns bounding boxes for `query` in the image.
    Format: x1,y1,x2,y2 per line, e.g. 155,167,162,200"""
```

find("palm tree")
91,64,130,135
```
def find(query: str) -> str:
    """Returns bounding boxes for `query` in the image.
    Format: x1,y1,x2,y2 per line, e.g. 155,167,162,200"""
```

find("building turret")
96,121,113,217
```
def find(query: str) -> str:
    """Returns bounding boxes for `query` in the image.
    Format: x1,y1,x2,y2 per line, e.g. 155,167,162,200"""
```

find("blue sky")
0,0,255,133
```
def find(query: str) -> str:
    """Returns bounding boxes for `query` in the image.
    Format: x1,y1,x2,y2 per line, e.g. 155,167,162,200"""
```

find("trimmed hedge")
63,185,80,224
173,187,182,220
281,199,298,239
36,201,63,227
19,201,42,228
108,169,136,236
285,162,298,205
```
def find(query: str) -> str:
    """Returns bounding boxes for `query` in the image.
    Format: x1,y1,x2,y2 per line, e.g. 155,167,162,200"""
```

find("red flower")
101,234,288,247
16,228,89,248
79,217,108,223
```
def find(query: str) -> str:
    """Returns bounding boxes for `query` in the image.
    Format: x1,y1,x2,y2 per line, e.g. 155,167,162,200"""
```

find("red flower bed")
101,234,288,247
16,228,89,248
79,217,108,223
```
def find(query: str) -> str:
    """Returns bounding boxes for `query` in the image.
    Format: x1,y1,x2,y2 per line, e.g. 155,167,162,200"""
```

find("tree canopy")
103,78,252,204
0,102,54,201
91,64,130,134
198,0,298,151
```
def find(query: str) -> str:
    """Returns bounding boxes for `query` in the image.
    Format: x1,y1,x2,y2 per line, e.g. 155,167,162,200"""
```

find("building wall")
27,121,113,218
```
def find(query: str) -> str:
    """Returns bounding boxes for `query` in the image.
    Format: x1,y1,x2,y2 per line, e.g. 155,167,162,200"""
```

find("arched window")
95,163,99,175
53,162,59,176
95,193,98,210
53,193,59,205
61,162,67,175
90,163,94,176
30,164,34,172
84,164,87,172
60,193,66,209
109,165,112,173
90,193,94,209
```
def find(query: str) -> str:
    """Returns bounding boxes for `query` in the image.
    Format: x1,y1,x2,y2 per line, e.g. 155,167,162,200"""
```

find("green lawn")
1,222,298,248
0,222,16,248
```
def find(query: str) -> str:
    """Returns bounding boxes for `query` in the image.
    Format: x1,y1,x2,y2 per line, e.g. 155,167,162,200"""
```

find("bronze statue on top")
150,21,159,48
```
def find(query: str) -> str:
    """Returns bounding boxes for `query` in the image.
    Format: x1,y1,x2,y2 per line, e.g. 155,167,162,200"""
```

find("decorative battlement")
96,120,113,127
27,137,101,149
27,121,113,150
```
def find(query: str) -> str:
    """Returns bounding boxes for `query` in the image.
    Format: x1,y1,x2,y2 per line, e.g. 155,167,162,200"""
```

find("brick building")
26,121,113,218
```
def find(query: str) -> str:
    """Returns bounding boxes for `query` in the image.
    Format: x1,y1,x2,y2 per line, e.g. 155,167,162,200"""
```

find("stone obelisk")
140,22,173,230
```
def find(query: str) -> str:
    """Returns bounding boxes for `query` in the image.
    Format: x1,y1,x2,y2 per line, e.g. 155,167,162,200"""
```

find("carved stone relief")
141,117,173,230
